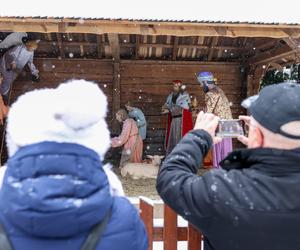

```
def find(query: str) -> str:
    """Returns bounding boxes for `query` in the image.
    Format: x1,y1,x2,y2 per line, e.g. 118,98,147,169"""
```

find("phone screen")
216,119,245,138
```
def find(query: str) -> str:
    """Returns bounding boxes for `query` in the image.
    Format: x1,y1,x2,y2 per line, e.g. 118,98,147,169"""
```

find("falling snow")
211,184,217,192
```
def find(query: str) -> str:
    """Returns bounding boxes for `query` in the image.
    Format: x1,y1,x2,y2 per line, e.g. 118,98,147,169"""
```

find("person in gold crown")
197,72,233,168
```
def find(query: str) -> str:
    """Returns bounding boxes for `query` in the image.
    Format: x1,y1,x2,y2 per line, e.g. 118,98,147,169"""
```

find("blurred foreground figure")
0,80,147,250
157,83,300,250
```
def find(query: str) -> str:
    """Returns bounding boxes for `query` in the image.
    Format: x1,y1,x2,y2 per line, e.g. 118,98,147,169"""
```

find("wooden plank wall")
120,61,244,155
0,59,113,163
1,59,244,163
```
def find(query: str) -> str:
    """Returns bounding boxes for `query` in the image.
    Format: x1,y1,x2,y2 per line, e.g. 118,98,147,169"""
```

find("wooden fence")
139,197,203,250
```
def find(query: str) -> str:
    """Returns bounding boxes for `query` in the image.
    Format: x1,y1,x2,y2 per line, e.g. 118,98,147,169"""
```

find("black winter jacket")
156,129,300,250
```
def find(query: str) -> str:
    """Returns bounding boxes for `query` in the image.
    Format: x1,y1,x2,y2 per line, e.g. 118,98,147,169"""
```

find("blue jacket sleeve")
156,129,215,224
132,206,148,250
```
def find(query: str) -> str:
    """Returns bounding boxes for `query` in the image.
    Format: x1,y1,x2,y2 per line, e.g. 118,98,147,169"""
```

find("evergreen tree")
261,64,299,89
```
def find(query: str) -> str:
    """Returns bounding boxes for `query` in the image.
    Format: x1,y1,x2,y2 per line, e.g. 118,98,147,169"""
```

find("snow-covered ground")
153,241,188,250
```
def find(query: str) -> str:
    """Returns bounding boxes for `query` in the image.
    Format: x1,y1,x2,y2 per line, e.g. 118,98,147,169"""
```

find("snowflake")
211,184,217,192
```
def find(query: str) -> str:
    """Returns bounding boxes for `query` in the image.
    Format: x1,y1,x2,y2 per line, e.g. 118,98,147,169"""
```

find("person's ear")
252,127,264,148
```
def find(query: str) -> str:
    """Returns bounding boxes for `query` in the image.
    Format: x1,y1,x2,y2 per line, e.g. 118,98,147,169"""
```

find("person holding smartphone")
196,71,233,168
157,82,300,250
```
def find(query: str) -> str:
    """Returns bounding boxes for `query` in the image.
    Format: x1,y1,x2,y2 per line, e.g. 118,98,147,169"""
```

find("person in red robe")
162,80,193,155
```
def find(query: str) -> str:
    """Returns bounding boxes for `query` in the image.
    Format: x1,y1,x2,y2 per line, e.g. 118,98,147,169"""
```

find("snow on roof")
1,0,300,25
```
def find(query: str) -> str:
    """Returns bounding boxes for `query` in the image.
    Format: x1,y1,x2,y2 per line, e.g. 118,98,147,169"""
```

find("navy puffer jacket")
0,142,148,250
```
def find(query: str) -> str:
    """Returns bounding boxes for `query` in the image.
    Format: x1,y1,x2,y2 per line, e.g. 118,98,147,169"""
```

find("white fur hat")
6,79,111,160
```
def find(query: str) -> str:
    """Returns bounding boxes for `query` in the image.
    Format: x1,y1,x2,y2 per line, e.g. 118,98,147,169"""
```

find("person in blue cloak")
0,80,148,250
125,101,147,140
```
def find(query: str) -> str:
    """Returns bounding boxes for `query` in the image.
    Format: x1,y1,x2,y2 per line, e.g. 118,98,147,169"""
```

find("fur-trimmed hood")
6,80,110,160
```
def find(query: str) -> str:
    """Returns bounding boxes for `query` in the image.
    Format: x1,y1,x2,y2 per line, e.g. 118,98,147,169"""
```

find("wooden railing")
139,197,203,250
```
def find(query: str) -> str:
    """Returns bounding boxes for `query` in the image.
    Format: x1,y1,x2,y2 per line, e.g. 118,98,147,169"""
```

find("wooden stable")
0,17,300,162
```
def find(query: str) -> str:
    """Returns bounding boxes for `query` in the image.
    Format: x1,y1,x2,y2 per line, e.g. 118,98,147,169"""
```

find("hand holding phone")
216,119,245,138
194,111,222,144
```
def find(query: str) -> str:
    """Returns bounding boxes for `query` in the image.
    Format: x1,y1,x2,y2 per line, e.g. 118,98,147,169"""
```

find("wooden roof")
1,0,300,24
0,15,300,70
1,17,300,38
1,31,298,69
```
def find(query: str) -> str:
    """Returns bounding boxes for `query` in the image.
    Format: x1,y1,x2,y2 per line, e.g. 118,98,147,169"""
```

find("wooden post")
208,37,219,61
136,35,140,59
164,205,177,250
112,62,121,134
172,37,179,60
56,33,65,58
108,34,120,61
96,35,104,59
246,72,254,97
108,34,121,133
188,223,202,250
140,197,154,250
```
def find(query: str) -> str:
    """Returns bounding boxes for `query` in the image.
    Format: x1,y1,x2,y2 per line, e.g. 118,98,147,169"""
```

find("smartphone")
216,119,245,138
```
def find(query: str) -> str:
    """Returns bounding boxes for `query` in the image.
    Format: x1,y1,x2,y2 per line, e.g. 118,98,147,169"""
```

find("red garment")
165,109,193,149
165,109,213,167
111,118,143,166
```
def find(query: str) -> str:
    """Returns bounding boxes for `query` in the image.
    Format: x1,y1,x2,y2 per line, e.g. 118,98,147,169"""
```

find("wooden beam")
1,18,299,38
255,39,279,51
247,45,295,65
283,37,300,61
39,40,247,51
172,37,179,60
107,34,120,62
122,43,247,51
24,57,242,66
269,62,283,71
120,59,239,65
